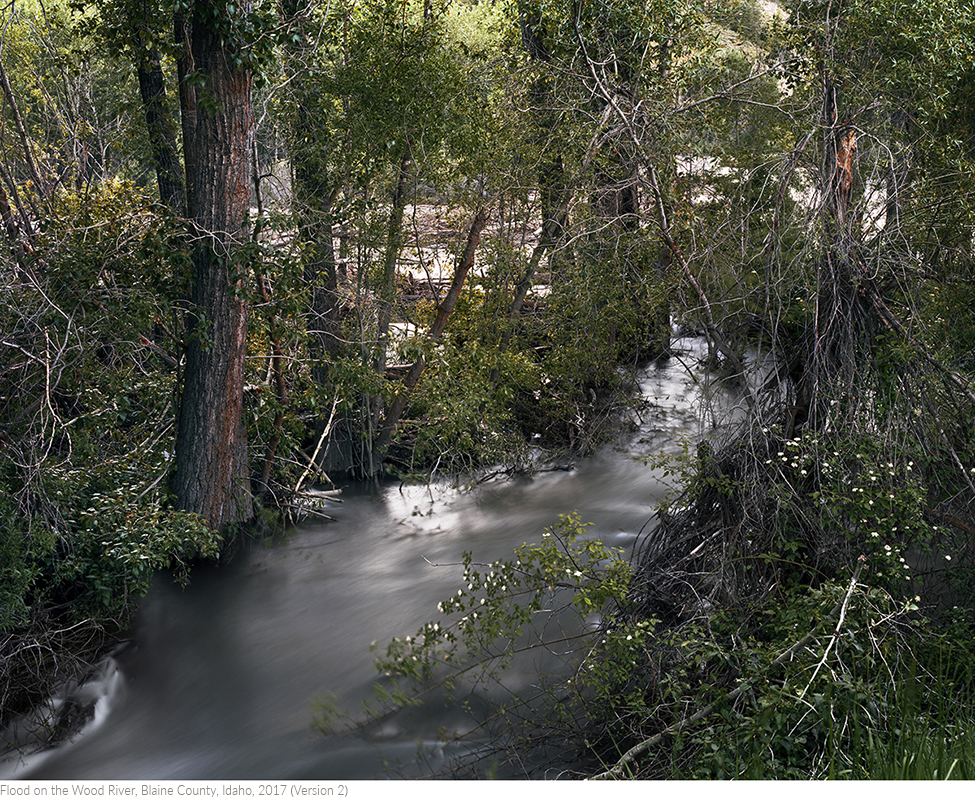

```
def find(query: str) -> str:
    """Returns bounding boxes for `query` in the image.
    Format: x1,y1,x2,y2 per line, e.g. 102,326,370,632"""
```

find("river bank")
9,319,975,780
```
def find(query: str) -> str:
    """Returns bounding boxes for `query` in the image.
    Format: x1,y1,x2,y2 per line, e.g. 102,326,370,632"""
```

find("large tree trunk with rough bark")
174,11,198,217
171,0,255,532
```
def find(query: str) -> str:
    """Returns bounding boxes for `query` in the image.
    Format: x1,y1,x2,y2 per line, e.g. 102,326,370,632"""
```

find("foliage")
0,0,155,193
397,337,535,474
360,511,645,765
317,0,975,773
0,180,219,633
360,442,975,778
672,595,975,779
373,512,632,685
542,233,667,384
4,0,975,777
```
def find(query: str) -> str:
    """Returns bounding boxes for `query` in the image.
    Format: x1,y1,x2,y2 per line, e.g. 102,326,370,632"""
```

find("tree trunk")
788,69,867,437
174,10,198,217
366,151,412,471
171,0,255,532
136,47,186,215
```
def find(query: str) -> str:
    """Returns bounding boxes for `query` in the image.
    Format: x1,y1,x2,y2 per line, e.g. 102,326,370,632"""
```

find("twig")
800,554,866,698
292,393,340,496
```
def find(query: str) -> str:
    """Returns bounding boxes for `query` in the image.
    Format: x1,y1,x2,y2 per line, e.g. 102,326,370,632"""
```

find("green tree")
272,0,493,476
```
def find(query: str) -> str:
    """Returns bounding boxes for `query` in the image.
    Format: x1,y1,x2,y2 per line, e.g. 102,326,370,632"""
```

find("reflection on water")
3,337,723,780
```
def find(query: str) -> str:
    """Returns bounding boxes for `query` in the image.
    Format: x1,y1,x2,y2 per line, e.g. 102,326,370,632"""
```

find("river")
1,337,724,780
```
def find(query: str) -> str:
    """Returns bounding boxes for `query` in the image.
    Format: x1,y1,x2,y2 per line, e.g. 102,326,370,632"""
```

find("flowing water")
2,337,732,780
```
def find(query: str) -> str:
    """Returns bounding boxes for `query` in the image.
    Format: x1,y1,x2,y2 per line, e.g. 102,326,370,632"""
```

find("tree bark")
171,0,255,532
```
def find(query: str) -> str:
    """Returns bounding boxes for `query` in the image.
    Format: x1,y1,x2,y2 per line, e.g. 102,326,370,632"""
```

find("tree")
134,21,186,214
170,0,256,531
270,0,493,476
492,0,710,384
277,0,345,383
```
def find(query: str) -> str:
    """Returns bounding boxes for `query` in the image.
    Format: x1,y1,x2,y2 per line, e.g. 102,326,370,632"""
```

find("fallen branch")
800,554,865,698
